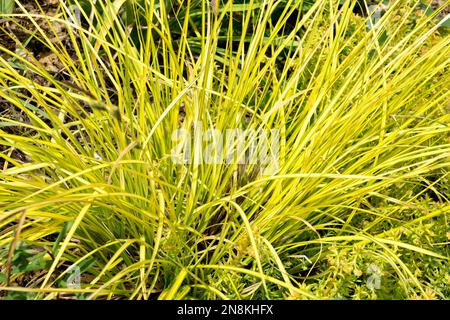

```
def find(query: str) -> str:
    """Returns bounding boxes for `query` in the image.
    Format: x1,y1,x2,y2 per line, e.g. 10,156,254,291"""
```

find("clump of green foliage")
0,0,448,299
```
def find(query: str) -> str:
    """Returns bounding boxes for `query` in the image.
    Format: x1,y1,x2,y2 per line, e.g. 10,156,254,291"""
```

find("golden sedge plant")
0,0,449,299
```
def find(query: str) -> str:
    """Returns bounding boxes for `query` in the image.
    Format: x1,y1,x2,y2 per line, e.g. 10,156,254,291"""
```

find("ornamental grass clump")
0,0,449,299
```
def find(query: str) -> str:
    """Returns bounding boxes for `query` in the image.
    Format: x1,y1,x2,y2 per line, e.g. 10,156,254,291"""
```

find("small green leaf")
5,291,33,300
78,257,96,273
0,0,15,15
52,221,74,256
378,30,388,46
440,16,450,29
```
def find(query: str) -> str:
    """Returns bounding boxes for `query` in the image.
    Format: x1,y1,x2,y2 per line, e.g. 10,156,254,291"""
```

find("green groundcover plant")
0,0,449,299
